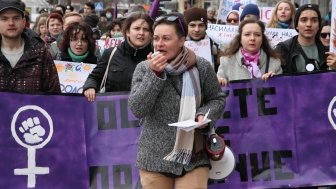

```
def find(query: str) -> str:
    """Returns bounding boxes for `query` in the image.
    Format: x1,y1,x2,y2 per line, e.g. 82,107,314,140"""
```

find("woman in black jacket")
56,22,98,64
83,12,153,101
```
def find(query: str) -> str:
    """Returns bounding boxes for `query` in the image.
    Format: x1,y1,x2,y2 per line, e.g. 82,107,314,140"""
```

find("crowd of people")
0,0,335,188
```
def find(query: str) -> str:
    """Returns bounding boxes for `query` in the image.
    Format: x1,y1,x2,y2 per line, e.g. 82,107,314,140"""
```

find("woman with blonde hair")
36,17,48,42
267,0,295,29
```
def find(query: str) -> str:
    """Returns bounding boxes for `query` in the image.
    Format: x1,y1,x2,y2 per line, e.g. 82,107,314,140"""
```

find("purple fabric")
1,72,336,188
87,72,336,189
0,93,89,189
149,0,160,19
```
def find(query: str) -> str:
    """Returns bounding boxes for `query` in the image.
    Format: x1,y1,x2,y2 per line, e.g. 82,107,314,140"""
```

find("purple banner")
0,72,335,188
87,72,336,189
0,93,89,189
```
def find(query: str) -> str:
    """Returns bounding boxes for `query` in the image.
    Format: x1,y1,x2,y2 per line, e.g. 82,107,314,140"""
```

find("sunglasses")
155,16,186,36
227,18,238,23
320,32,330,39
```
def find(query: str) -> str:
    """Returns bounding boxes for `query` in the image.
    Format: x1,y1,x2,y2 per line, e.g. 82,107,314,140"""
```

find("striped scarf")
163,47,201,165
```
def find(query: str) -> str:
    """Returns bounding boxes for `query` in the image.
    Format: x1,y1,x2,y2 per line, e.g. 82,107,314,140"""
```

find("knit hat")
240,4,260,21
84,14,99,27
294,4,321,32
184,7,207,25
232,3,242,11
0,0,24,16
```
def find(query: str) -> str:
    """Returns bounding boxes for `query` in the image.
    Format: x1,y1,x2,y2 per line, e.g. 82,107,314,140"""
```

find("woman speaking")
128,13,226,189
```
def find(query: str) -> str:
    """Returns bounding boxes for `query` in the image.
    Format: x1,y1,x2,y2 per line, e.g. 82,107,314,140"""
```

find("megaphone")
206,127,235,180
208,146,235,180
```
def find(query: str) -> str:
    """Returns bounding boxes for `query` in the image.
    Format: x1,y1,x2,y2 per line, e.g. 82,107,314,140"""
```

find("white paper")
168,110,211,132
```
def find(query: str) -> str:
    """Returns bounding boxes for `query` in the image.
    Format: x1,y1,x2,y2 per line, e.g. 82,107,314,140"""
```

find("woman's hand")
326,52,336,70
261,72,275,81
147,52,167,75
196,114,208,129
84,88,96,102
217,77,227,86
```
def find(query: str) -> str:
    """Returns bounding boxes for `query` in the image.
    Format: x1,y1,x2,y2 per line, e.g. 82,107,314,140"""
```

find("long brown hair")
221,20,279,59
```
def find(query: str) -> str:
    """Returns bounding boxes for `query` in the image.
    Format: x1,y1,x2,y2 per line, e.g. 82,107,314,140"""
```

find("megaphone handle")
209,124,216,135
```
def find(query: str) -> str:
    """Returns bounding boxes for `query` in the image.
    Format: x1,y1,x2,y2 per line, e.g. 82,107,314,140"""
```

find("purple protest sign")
0,93,89,189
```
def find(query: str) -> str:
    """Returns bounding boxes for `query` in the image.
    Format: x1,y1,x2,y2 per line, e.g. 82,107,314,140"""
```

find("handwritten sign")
96,37,124,55
184,38,213,67
206,24,297,48
54,61,96,93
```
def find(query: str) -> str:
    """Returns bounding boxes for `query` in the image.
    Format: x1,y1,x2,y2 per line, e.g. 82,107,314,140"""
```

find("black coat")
275,35,328,73
0,29,61,93
83,39,153,92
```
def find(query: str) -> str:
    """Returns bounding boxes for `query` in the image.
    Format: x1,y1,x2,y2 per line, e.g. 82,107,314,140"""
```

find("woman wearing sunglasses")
83,12,153,101
267,0,296,29
320,22,331,47
128,13,225,189
217,20,282,86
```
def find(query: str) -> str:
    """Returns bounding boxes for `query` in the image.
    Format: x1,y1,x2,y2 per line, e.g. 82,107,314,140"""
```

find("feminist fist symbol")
19,117,46,144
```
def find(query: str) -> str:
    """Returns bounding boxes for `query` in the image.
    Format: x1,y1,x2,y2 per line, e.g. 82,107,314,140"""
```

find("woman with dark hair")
100,19,123,39
83,12,153,101
320,22,331,47
55,22,97,64
217,20,282,86
128,13,225,189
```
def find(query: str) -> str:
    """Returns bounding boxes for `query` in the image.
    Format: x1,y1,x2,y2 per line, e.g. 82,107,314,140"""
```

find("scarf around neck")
67,48,89,62
163,47,202,165
277,21,291,29
241,48,261,78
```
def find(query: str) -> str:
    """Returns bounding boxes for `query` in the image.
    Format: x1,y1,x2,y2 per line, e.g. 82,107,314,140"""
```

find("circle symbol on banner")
306,63,315,72
208,147,235,180
328,96,336,130
11,105,53,149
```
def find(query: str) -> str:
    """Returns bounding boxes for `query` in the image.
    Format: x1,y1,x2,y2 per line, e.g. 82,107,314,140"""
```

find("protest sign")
185,38,213,66
96,37,124,55
55,61,96,93
207,24,297,48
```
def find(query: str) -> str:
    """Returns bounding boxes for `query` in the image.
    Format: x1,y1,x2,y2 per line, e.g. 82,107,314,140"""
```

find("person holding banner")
55,22,97,64
128,12,226,189
267,0,296,29
0,0,61,93
83,12,153,101
217,20,282,86
275,4,331,73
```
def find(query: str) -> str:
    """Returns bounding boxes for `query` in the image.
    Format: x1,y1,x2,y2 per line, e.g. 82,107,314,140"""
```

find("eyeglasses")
155,16,186,36
320,32,330,39
70,38,88,44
